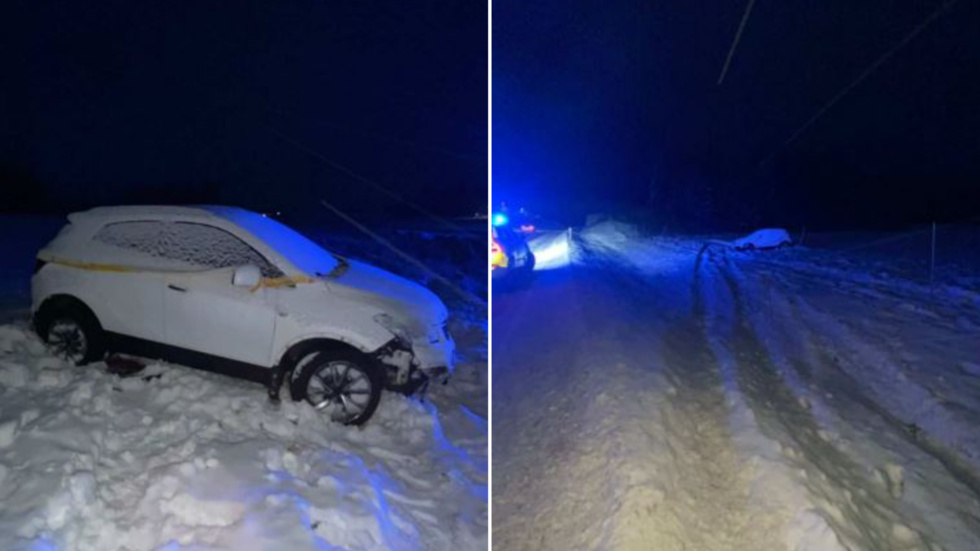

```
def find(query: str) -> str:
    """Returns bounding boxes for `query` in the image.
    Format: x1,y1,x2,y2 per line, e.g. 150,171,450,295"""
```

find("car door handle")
167,284,187,292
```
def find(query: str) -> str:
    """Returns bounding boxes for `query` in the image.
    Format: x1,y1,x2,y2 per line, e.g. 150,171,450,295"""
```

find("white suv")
31,206,455,424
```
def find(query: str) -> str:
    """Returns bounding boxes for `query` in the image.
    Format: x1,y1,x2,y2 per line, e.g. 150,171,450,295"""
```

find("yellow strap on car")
42,256,142,273
42,255,318,291
248,275,317,292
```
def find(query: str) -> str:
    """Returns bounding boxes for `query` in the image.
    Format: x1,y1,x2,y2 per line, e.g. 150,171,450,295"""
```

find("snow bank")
0,315,486,549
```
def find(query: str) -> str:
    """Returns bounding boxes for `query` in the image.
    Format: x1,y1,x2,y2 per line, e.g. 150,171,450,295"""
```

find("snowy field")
0,215,487,551
493,222,980,551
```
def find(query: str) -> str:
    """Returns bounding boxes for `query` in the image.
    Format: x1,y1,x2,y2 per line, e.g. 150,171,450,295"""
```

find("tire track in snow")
602,272,785,551
716,254,980,550
694,255,853,551
712,256,940,549
494,235,791,550
576,237,788,550
740,259,980,549
751,257,980,489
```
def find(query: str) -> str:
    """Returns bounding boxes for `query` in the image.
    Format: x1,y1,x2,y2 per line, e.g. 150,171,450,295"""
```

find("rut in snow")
495,243,786,551
599,263,788,551
710,250,980,550
706,255,935,549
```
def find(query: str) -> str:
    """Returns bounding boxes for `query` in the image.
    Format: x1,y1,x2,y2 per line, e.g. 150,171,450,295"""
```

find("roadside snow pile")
772,228,980,304
577,221,700,274
0,320,486,551
579,220,641,250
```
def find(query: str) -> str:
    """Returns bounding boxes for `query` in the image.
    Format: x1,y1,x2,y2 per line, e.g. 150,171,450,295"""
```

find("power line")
176,79,483,164
266,126,466,232
759,0,962,167
320,199,484,306
717,0,758,85
176,76,477,231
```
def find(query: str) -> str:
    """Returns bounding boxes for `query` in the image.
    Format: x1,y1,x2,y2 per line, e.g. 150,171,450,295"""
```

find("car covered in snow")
31,206,455,424
733,228,793,251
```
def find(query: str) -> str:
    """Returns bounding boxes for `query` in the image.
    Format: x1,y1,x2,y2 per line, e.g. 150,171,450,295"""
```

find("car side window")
93,221,284,278
93,221,169,257
163,222,285,278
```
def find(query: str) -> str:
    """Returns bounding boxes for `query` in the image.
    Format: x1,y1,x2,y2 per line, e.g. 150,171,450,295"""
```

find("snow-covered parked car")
31,206,455,424
733,228,793,250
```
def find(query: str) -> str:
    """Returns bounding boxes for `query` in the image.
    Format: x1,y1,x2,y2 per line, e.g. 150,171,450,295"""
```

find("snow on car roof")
68,205,223,223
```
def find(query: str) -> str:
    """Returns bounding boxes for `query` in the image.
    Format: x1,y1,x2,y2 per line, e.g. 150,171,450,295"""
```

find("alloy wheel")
47,319,88,364
306,360,374,423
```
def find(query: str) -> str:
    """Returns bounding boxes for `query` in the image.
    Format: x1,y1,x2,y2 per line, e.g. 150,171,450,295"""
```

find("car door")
159,222,279,367
89,221,168,342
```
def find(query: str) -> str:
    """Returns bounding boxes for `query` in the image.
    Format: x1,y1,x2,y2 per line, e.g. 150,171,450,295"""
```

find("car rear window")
93,221,165,255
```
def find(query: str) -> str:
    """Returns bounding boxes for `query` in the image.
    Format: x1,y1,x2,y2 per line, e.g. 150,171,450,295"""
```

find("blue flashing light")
492,212,509,227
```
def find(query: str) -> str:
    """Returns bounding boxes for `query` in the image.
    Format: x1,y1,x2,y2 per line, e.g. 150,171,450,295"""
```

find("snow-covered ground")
0,215,487,551
494,222,980,551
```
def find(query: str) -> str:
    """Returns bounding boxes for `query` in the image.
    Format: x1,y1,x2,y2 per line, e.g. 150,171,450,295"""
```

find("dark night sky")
494,0,980,230
0,1,487,218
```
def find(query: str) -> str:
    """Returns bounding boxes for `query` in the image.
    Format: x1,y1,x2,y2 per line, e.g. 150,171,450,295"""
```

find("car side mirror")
232,265,262,287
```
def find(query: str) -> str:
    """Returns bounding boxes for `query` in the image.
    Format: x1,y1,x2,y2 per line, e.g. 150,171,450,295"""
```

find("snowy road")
492,224,980,551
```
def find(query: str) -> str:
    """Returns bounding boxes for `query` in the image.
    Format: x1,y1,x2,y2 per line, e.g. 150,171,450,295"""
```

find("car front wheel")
293,350,382,425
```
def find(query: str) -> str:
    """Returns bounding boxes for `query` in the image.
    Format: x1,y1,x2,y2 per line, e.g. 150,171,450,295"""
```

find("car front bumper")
412,334,456,375
373,322,456,392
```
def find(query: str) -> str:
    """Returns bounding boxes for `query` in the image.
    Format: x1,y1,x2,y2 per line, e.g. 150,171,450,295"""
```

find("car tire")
291,349,382,425
35,300,106,365
514,252,536,288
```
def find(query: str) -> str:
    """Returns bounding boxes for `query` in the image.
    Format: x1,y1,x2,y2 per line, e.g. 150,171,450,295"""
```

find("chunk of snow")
159,493,247,527
882,463,905,499
0,421,17,448
0,360,30,387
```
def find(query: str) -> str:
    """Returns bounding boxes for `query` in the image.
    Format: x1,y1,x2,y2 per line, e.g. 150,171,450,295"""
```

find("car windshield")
225,213,341,277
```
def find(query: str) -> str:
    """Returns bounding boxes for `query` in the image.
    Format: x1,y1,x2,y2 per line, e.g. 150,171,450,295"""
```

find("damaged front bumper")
371,330,455,395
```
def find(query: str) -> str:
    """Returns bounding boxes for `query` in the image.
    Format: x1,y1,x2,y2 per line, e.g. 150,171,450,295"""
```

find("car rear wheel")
36,302,106,365
508,251,536,289
293,350,382,425
525,251,536,274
